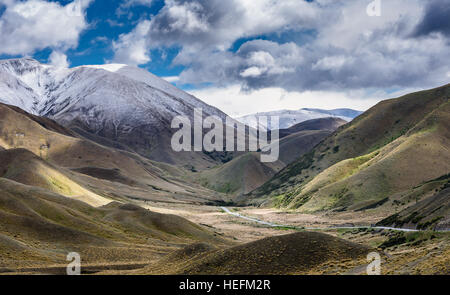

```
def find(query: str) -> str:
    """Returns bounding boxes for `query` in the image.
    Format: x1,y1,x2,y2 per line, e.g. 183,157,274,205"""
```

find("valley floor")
134,201,449,275
1,199,448,275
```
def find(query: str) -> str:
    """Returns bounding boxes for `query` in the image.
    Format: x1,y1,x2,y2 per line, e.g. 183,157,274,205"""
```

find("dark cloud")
413,0,450,37
147,0,242,48
115,0,450,92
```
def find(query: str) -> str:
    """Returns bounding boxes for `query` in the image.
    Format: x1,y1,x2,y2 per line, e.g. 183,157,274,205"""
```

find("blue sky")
0,0,317,87
0,0,449,116
0,0,179,75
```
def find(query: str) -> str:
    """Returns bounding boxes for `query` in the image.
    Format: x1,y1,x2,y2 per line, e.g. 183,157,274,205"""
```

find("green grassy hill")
249,84,450,221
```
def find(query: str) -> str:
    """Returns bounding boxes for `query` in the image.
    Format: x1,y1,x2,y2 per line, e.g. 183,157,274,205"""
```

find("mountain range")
236,108,362,130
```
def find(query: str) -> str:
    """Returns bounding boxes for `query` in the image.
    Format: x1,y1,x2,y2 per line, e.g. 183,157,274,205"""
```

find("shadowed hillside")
279,117,347,139
377,174,450,231
198,152,285,196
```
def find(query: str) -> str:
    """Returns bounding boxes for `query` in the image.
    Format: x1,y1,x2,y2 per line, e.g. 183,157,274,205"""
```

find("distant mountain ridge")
236,108,362,130
302,108,363,119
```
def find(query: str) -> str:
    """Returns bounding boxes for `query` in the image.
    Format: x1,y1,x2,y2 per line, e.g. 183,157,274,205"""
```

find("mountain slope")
0,58,228,169
279,117,347,139
0,102,225,205
0,149,110,207
198,118,346,197
377,174,450,230
250,84,450,218
198,152,285,196
0,94,231,273
276,118,347,165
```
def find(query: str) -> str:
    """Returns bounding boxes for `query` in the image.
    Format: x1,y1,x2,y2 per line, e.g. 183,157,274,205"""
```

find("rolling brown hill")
248,84,450,223
0,177,227,273
198,152,285,196
0,148,110,207
0,102,234,273
278,117,347,139
137,232,370,275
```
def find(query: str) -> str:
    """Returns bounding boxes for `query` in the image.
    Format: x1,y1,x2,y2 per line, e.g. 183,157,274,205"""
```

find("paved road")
220,207,438,232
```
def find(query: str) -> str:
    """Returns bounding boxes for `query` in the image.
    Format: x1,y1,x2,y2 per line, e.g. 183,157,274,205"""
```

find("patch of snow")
82,64,127,73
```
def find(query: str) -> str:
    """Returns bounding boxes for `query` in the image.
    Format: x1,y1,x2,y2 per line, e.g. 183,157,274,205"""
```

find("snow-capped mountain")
0,58,227,166
0,58,225,119
236,108,363,130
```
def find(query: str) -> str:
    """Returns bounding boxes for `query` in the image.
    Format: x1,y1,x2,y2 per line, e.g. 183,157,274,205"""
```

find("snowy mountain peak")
0,58,226,135
0,58,45,78
0,57,230,163
0,57,41,67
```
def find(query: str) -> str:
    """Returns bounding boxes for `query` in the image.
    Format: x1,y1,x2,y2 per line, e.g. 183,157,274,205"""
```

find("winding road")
220,207,431,233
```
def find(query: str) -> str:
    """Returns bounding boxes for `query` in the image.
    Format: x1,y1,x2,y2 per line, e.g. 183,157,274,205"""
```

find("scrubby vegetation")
379,231,439,249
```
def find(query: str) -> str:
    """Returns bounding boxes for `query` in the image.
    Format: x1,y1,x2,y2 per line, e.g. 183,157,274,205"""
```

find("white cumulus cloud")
0,0,92,55
48,51,70,68
112,20,152,66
